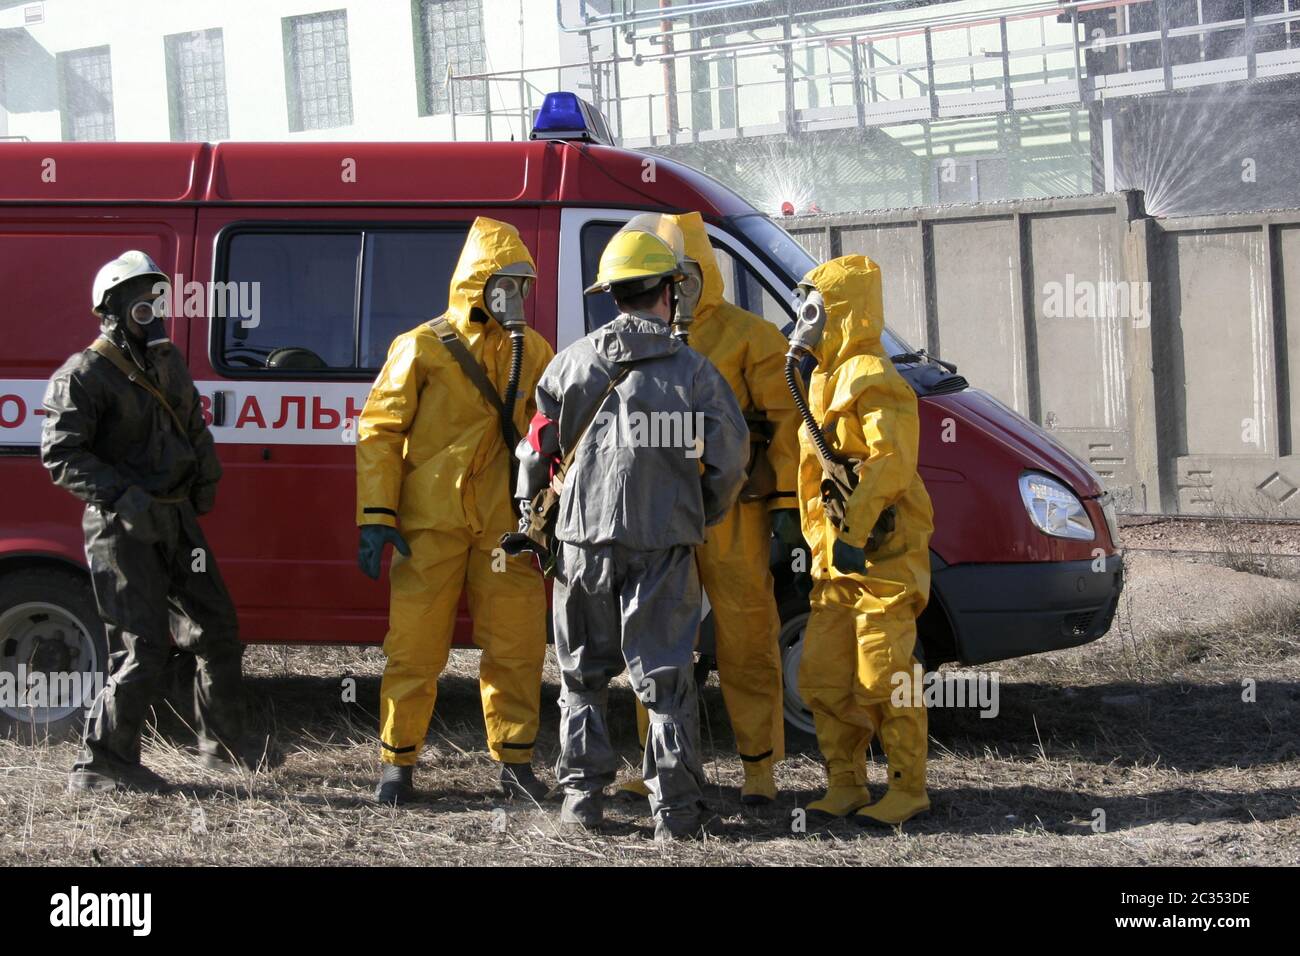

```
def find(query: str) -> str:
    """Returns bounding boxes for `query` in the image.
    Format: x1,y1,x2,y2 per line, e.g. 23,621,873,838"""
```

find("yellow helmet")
584,214,686,296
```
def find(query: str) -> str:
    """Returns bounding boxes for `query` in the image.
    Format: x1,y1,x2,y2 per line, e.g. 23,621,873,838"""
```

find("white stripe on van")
0,379,371,448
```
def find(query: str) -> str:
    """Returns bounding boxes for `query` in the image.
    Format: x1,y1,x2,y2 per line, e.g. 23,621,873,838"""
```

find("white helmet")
92,250,168,315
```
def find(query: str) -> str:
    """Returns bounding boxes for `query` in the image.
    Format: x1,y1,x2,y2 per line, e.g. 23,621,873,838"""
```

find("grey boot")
559,791,604,829
374,764,415,805
654,803,721,842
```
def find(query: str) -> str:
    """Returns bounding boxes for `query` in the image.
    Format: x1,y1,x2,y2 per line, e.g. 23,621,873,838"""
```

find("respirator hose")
503,330,524,421
785,355,837,463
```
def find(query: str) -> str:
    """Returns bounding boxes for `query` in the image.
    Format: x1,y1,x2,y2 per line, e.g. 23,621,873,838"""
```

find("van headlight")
1019,472,1094,540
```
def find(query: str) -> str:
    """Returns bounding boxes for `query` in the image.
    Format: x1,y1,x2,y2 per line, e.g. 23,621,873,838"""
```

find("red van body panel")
0,139,1122,664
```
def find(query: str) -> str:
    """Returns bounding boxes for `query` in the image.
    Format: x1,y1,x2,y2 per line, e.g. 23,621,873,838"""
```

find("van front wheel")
777,598,816,736
777,596,930,739
0,568,106,743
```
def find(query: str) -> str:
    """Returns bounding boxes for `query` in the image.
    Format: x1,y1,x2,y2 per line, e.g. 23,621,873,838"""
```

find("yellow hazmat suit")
623,212,799,799
794,255,935,823
356,217,554,768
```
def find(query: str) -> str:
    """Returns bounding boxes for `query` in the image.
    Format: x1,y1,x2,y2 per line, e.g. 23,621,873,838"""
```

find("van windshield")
727,213,910,356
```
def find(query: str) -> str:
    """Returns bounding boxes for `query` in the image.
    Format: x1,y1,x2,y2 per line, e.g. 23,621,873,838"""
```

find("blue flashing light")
530,92,613,146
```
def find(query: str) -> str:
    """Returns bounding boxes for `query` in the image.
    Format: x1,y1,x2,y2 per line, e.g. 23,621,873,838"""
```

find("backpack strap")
88,337,190,442
553,365,630,486
428,316,519,448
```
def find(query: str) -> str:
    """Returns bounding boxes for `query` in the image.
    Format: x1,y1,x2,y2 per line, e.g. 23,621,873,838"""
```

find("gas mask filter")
484,262,535,331
787,287,828,360
128,294,167,326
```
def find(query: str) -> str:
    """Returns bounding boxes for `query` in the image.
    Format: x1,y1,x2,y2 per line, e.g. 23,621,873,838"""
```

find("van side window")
710,242,793,328
217,226,470,376
359,231,467,368
578,221,794,335
579,221,621,334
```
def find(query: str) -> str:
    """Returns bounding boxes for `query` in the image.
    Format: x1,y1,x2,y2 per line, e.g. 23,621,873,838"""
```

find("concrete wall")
784,193,1300,518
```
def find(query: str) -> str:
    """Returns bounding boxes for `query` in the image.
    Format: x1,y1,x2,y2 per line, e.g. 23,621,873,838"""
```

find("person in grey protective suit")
41,250,260,794
514,216,748,840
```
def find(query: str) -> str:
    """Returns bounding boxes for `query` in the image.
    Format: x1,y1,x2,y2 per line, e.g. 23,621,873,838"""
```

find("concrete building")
0,0,590,142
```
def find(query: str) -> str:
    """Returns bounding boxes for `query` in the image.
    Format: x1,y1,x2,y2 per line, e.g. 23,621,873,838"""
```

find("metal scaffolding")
449,0,1300,148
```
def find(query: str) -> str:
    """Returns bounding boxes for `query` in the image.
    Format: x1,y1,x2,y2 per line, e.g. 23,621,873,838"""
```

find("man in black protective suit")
42,250,261,793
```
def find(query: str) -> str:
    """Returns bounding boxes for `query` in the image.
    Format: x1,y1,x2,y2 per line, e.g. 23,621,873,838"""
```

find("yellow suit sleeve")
519,329,555,431
356,333,424,528
738,310,801,511
826,356,919,549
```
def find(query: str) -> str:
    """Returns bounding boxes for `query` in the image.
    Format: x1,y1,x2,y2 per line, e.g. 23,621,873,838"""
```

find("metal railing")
449,0,1300,145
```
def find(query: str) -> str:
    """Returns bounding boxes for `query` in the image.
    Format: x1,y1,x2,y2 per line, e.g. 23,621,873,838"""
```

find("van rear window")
215,225,470,377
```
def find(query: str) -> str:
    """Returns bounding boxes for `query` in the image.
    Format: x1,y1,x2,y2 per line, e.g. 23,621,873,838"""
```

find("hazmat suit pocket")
854,607,915,704
855,640,900,703
401,448,468,531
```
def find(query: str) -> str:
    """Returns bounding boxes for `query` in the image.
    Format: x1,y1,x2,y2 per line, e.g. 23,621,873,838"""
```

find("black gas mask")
112,281,171,349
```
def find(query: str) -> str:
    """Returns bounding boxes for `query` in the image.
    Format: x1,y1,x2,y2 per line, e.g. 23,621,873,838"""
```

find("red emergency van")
0,97,1122,738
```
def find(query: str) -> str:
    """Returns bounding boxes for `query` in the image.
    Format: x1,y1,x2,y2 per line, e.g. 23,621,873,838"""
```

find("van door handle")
212,390,234,427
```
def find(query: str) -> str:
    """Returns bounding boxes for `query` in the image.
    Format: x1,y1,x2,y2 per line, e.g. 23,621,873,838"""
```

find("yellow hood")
800,255,885,368
665,211,726,326
446,216,536,335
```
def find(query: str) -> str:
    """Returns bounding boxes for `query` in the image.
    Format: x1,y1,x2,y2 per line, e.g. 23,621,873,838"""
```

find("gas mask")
121,287,171,347
485,262,535,501
786,286,827,361
484,262,535,331
672,258,703,343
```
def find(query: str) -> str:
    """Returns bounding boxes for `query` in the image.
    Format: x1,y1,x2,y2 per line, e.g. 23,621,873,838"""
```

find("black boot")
499,762,549,802
198,735,281,774
68,762,172,795
374,764,415,805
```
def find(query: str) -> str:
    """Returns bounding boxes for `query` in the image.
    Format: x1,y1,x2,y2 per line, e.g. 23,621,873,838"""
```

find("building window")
57,45,114,141
283,9,353,132
414,0,486,115
165,29,230,142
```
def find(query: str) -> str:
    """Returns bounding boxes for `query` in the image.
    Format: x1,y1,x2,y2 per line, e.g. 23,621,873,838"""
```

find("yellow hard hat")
584,214,686,296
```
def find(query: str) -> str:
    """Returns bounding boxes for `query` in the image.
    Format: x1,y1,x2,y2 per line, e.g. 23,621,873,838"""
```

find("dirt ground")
2,518,1297,866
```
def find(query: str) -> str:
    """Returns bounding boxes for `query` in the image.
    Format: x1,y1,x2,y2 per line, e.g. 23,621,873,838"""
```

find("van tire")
777,595,816,741
0,567,106,745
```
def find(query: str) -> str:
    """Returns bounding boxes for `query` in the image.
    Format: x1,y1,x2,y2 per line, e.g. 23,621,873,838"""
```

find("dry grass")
1,547,1298,866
